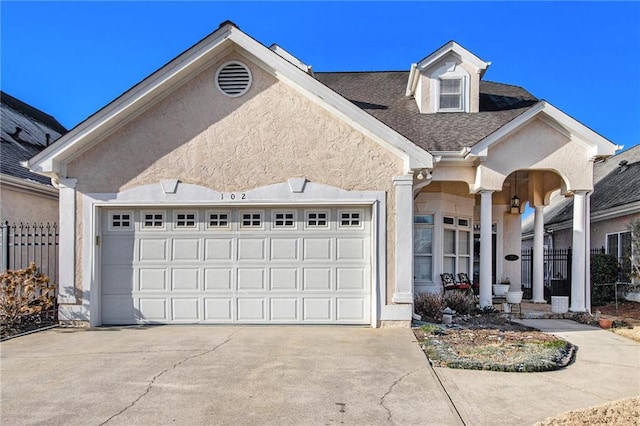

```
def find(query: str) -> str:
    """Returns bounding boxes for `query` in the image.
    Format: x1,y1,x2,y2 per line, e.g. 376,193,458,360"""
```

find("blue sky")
2,1,639,150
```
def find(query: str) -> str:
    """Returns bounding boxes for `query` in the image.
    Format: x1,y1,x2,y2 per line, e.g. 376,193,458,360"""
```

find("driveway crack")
99,328,244,425
379,367,424,424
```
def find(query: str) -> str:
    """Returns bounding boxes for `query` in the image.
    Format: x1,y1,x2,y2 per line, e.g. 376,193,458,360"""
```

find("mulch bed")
413,314,576,372
1,310,58,341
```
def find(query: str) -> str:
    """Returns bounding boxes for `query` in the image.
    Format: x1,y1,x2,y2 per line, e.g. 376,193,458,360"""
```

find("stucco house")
1,91,65,225
523,145,640,285
26,22,618,327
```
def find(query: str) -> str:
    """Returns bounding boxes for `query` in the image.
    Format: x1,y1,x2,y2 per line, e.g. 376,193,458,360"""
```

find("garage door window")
305,211,329,229
273,211,296,229
207,211,230,229
109,211,133,231
175,212,197,229
241,211,263,229
338,210,363,228
142,211,165,229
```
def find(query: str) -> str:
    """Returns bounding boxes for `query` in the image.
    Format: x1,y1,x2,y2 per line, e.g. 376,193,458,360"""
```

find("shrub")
591,254,620,306
443,291,476,315
414,292,443,320
0,263,55,328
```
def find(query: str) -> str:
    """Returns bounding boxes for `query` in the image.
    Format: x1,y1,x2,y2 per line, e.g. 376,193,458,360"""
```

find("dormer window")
439,78,463,111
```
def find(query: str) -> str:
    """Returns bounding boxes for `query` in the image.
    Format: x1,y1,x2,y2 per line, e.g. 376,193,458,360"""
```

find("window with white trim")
439,78,462,111
240,211,263,229
207,211,230,229
338,211,362,228
607,231,632,278
305,211,329,229
109,212,133,231
443,215,471,275
273,211,296,229
141,211,165,230
175,211,197,229
414,215,434,282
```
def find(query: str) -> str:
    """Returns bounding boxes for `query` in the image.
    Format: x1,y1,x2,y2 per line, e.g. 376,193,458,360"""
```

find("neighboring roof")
522,145,640,233
1,91,67,185
315,71,538,151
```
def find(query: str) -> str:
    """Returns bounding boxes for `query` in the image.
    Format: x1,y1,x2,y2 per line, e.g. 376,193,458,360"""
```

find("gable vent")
215,61,252,97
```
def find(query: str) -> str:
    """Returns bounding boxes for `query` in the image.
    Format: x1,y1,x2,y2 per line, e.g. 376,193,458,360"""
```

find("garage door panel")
139,268,167,291
270,298,298,321
102,295,136,324
336,268,365,290
303,298,332,321
237,298,266,321
204,298,233,321
303,238,332,260
303,268,332,290
270,238,298,260
138,298,168,322
172,239,200,261
237,268,265,290
270,268,298,290
337,238,365,260
337,298,366,321
238,239,265,260
172,298,200,321
204,238,233,260
205,268,233,290
139,239,168,262
103,237,135,265
171,269,199,291
102,267,133,295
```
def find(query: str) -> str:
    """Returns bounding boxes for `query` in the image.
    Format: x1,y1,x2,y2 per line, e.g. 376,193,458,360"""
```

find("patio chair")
457,272,480,296
440,273,472,293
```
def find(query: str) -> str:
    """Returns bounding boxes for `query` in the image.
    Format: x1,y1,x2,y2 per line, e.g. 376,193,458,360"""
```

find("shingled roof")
315,71,539,151
1,91,67,185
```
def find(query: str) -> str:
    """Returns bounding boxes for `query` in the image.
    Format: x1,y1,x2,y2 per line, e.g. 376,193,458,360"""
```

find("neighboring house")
1,91,66,225
523,145,640,283
26,22,617,327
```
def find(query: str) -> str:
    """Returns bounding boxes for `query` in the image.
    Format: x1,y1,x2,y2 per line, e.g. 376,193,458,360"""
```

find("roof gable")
28,22,431,178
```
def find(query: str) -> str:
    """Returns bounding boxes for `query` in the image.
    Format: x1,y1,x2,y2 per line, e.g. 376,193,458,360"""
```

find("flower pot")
599,318,613,329
492,284,510,297
506,291,523,304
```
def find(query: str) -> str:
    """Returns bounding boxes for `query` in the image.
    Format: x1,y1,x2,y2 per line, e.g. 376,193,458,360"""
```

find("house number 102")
220,193,246,200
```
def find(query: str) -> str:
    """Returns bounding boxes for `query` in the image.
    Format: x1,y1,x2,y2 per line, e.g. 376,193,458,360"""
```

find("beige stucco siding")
0,185,58,224
67,53,403,302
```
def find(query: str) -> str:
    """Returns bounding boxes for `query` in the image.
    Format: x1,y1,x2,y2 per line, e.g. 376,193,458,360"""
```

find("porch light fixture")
416,169,432,180
510,171,520,213
511,195,520,209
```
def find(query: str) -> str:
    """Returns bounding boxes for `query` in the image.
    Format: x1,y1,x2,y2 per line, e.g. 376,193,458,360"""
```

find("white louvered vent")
215,61,252,97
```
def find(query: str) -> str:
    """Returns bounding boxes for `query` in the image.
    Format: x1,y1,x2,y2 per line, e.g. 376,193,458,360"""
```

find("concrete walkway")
435,319,640,425
1,326,462,426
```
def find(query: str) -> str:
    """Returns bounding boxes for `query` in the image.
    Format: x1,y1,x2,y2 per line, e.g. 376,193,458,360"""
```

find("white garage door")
100,207,371,324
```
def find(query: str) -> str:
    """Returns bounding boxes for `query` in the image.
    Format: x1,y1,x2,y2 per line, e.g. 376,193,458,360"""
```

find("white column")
532,205,546,303
58,178,78,304
585,192,592,313
479,190,493,308
393,175,414,304
570,190,588,312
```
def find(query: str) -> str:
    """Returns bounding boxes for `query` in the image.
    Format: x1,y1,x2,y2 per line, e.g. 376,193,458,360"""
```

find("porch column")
532,205,546,303
479,190,493,308
585,192,592,313
570,190,588,312
393,175,414,303
58,178,78,304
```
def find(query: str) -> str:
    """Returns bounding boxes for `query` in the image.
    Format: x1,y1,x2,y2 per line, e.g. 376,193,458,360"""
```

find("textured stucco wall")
0,185,58,224
67,52,403,302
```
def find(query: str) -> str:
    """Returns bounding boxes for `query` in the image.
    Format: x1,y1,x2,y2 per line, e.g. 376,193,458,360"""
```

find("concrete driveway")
1,326,462,425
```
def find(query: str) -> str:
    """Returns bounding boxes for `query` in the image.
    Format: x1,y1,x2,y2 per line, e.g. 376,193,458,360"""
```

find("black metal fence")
521,247,608,302
1,221,59,283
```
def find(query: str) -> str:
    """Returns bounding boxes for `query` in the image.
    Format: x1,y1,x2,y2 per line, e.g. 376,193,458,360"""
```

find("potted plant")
493,277,510,297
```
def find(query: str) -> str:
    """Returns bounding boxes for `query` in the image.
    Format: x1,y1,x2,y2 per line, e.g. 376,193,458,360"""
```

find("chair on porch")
440,273,472,293
457,272,480,296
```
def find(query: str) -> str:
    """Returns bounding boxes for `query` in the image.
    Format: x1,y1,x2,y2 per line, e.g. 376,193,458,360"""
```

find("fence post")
2,221,9,272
